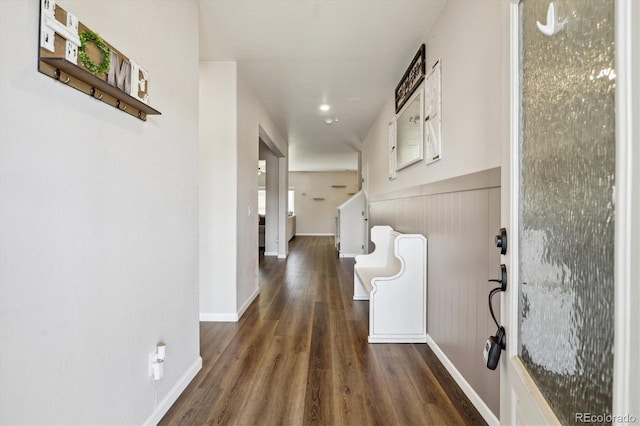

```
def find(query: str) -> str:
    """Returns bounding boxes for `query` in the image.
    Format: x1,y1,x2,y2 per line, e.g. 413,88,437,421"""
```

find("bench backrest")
386,231,402,271
366,226,402,271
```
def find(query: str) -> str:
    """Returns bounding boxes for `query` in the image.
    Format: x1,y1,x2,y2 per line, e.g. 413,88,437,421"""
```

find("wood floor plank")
377,354,434,425
160,236,488,426
236,336,297,425
303,369,335,425
202,319,279,425
269,349,310,424
339,312,400,425
333,392,369,426
308,301,331,371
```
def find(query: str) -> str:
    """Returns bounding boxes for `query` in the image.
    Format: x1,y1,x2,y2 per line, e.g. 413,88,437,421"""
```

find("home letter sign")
37,0,159,120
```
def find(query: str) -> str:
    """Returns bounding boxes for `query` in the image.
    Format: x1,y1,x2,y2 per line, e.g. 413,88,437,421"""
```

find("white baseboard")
277,254,287,259
237,287,259,319
295,233,335,236
143,356,202,425
199,312,238,322
339,253,361,258
264,251,278,257
199,288,259,323
426,334,499,426
368,334,427,343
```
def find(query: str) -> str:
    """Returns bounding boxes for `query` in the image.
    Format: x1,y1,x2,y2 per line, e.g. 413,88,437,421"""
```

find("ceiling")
198,0,446,171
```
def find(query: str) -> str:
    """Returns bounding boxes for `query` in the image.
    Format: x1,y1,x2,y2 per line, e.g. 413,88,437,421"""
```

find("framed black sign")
394,44,426,113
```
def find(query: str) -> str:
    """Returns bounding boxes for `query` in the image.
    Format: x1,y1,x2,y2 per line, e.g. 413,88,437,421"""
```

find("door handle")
488,264,507,291
484,263,507,370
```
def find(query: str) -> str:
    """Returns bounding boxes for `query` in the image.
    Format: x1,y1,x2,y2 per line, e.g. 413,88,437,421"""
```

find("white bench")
353,225,427,343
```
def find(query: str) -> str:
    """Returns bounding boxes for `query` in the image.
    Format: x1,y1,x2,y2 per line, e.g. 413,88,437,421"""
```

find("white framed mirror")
395,86,424,171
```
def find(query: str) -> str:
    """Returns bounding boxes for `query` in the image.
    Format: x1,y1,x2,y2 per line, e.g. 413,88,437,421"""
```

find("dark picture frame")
394,44,426,113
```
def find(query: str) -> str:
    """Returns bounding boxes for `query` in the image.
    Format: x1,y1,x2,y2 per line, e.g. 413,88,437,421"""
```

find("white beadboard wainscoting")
367,168,501,422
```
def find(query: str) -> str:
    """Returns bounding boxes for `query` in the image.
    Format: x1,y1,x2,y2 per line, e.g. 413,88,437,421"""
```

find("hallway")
161,237,485,425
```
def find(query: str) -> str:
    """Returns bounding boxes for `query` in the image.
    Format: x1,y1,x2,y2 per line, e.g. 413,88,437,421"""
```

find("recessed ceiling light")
319,104,330,112
325,118,334,124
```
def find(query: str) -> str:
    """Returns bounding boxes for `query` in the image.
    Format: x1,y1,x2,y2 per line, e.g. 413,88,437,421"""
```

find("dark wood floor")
160,236,485,425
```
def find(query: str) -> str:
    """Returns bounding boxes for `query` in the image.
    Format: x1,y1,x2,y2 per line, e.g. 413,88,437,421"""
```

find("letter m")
108,51,131,93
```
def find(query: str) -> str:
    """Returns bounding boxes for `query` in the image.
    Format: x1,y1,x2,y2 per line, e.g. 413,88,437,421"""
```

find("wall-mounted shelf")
331,185,347,188
38,0,160,122
312,197,326,201
39,58,161,121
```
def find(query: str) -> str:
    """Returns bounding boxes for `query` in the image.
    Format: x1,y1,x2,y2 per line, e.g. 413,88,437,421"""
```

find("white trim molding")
143,356,202,425
613,1,640,423
200,313,238,322
295,233,335,237
502,3,522,425
237,287,259,319
338,253,361,258
199,288,259,323
426,335,499,426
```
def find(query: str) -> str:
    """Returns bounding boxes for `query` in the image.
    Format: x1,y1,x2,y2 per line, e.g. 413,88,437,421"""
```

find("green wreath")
79,30,111,76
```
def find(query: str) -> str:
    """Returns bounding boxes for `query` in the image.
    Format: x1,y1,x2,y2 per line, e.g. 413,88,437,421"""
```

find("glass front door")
518,0,615,424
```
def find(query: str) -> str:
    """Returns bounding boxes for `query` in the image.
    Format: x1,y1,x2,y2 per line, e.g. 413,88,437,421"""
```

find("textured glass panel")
519,1,615,424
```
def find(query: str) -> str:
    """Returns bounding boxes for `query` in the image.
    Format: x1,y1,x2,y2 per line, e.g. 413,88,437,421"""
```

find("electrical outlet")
148,343,166,380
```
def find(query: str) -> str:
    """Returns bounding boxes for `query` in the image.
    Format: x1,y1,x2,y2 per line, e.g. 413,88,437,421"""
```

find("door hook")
536,2,567,36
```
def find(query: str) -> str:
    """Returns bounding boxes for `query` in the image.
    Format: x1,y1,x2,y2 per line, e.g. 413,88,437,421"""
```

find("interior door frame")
500,1,639,424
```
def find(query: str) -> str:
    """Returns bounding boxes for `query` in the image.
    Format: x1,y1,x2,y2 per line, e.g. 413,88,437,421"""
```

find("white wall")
199,62,238,319
290,171,358,235
0,1,200,424
236,73,287,308
199,63,287,319
363,0,507,197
